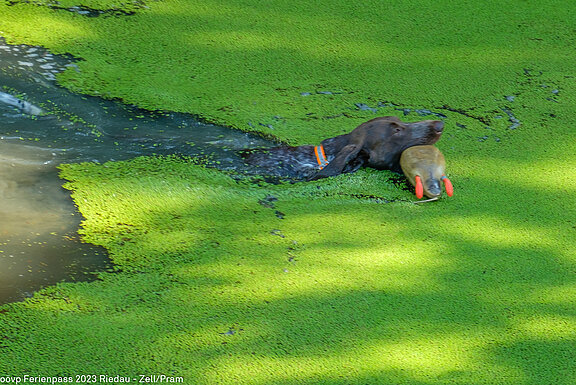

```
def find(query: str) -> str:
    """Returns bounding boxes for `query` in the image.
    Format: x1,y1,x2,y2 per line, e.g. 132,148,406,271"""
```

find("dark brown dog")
241,116,444,180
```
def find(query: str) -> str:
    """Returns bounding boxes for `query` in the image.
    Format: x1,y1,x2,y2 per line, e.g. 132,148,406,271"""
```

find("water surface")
0,37,273,304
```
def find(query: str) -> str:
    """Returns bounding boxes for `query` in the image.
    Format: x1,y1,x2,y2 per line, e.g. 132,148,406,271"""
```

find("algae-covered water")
0,37,273,303
0,1,575,384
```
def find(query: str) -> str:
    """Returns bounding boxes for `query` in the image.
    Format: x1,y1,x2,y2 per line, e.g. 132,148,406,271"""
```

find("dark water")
0,37,274,304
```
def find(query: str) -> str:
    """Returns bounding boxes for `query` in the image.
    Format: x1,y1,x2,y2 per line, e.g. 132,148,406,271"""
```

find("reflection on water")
0,37,274,304
0,141,110,303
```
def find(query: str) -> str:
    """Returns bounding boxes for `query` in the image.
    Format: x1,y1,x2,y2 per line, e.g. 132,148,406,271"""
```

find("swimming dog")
241,116,444,180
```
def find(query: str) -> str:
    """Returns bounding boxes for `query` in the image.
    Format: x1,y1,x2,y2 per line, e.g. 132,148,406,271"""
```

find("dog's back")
240,145,320,179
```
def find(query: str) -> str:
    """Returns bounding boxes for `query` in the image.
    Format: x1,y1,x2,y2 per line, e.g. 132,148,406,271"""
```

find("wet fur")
241,116,444,180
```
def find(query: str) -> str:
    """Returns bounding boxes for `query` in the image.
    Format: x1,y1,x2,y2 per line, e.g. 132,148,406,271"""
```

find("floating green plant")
0,1,575,384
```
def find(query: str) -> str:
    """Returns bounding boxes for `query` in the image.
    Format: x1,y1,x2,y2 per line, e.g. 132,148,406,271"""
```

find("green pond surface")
0,1,575,384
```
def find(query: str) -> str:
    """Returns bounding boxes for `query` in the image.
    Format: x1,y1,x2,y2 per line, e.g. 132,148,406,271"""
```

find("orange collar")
314,145,329,170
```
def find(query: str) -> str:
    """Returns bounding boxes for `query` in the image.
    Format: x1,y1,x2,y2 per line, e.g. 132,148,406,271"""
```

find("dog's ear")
342,149,369,173
308,144,361,181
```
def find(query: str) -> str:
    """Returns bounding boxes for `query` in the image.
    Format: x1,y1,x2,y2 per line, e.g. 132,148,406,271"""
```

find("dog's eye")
391,123,403,133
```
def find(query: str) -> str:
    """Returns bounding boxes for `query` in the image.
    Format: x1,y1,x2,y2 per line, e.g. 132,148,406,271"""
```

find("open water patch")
0,37,274,304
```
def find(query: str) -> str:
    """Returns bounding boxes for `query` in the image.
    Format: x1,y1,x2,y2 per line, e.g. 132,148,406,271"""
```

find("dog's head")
352,116,444,172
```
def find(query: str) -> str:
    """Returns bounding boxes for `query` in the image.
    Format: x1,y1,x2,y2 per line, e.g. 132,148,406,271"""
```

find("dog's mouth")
409,120,444,145
429,121,444,142
428,130,443,144
414,131,442,146
428,123,444,143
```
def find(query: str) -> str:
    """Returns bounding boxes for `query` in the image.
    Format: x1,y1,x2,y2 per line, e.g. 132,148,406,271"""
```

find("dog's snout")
431,120,444,133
